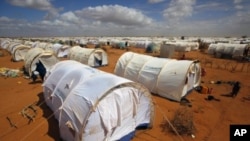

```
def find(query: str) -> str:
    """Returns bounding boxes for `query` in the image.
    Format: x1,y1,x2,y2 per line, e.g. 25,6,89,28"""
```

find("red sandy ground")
0,46,250,141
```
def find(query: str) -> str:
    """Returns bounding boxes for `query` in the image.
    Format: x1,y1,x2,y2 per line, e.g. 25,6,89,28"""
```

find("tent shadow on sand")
36,92,61,141
151,93,193,107
220,93,233,98
28,80,43,84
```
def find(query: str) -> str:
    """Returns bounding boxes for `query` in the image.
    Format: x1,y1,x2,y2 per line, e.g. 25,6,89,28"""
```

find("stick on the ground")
6,116,17,128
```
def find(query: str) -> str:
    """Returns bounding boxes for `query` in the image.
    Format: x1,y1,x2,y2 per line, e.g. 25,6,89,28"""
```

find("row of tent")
1,40,72,60
1,38,201,60
23,46,108,80
24,49,201,102
0,38,109,68
0,38,201,102
1,38,202,140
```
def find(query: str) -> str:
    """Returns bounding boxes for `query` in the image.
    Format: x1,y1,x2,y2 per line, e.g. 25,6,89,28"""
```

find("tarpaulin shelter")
24,47,59,80
68,46,108,67
12,44,31,61
42,60,154,141
114,52,201,102
207,43,249,59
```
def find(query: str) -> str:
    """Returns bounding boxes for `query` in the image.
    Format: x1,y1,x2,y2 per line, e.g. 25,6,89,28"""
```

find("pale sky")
0,0,249,37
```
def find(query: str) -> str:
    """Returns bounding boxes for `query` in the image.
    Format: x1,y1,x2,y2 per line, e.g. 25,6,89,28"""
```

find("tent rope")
2,100,48,140
20,99,56,141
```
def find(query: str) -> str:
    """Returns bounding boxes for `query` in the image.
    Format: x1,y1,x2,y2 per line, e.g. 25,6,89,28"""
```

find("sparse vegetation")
161,107,196,135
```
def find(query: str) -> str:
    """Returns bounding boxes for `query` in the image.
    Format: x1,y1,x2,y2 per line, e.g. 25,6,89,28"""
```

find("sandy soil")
0,46,250,141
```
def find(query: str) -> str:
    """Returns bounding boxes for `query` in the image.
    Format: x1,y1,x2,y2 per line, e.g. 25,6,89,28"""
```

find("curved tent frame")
6,42,22,53
114,52,201,102
42,60,154,141
12,45,31,61
0,39,11,49
207,43,249,59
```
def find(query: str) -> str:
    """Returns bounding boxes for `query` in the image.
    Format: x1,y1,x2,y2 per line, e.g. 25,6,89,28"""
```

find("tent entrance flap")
94,51,103,66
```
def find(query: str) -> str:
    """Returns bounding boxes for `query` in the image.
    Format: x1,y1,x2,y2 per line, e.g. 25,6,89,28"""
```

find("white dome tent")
12,44,31,61
0,39,11,49
114,52,201,102
42,60,154,141
24,47,59,81
207,43,249,59
50,43,63,55
57,45,71,58
6,42,22,53
68,46,108,67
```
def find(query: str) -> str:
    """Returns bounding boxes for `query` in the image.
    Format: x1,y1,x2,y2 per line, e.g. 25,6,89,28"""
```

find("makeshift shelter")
42,60,154,141
68,46,108,67
114,52,201,102
0,39,10,49
57,45,71,58
12,45,31,61
232,44,249,59
160,43,176,58
6,42,22,53
207,43,217,55
24,47,59,80
207,43,249,59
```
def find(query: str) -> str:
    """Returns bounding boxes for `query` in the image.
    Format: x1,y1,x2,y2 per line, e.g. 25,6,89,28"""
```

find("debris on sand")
0,67,21,78
6,116,17,128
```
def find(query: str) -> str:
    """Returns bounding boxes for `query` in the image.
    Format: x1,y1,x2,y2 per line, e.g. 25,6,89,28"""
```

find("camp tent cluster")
68,46,108,67
114,52,201,102
2,41,31,61
28,42,72,58
42,60,154,141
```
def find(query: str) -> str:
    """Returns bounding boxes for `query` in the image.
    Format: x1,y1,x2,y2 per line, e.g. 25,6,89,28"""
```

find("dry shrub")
161,107,195,135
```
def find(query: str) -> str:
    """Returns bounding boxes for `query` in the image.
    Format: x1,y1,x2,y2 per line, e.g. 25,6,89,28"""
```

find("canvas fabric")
68,46,108,67
42,60,153,141
114,52,201,102
12,45,30,61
